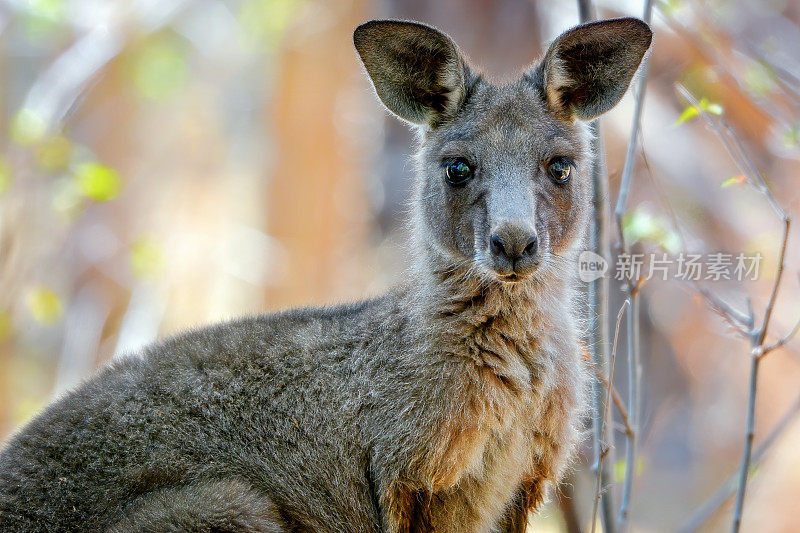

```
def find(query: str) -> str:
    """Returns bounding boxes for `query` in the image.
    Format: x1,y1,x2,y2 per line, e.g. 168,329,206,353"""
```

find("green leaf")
661,231,682,254
623,207,681,253
130,236,164,280
74,162,122,202
51,177,83,218
130,37,187,102
26,285,63,325
674,105,699,125
239,0,306,48
614,460,625,484
674,97,724,126
29,0,65,21
699,98,723,115
744,62,774,97
10,108,47,145
659,0,684,16
623,209,657,243
613,458,646,483
22,0,66,44
35,135,71,170
782,125,800,148
0,310,12,341
721,175,746,188
0,156,11,196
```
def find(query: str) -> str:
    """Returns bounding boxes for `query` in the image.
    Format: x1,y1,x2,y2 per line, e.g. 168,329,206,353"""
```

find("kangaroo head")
355,18,651,284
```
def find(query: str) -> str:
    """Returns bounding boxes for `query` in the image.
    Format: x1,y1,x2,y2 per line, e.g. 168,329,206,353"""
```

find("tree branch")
674,85,794,532
614,2,654,529
577,1,617,531
592,366,635,438
760,308,800,357
591,300,629,533
679,393,800,533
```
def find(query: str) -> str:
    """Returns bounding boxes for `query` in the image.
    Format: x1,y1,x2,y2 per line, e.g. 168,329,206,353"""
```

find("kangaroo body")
0,280,580,532
0,17,651,533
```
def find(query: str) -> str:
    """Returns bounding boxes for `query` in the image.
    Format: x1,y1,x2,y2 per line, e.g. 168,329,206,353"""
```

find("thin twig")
760,312,800,357
730,222,791,532
619,295,640,529
592,366,635,438
679,393,800,533
675,86,795,533
615,2,654,528
690,283,754,335
675,85,786,220
614,0,654,222
634,76,798,529
578,1,617,531
656,83,796,531
639,134,690,248
756,217,792,344
591,300,630,533
731,349,759,533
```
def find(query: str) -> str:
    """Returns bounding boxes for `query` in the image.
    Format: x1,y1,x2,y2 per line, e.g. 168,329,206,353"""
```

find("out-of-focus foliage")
0,156,10,195
0,311,13,341
613,457,645,484
238,0,307,47
74,162,122,202
25,285,63,325
127,35,188,102
129,235,164,281
623,208,682,253
11,108,48,145
674,97,724,125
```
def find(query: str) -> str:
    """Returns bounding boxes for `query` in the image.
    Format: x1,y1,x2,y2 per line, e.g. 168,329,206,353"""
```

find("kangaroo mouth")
492,259,543,282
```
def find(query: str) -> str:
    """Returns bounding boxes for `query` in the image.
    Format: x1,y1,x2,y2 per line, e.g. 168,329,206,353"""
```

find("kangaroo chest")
424,319,571,532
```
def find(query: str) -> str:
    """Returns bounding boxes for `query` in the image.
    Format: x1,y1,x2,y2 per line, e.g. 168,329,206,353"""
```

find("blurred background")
1,0,800,531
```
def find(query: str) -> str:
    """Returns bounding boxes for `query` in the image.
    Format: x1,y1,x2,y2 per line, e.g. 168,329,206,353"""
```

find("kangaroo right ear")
354,20,468,126
541,17,652,121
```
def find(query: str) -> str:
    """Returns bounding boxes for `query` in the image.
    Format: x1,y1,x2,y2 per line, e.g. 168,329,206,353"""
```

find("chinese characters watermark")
578,251,763,283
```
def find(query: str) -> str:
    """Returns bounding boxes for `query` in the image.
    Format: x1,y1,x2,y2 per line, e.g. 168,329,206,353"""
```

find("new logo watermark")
578,251,608,283
577,251,762,283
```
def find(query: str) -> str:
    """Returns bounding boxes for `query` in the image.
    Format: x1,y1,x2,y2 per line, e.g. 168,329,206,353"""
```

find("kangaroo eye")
547,157,572,184
445,159,473,186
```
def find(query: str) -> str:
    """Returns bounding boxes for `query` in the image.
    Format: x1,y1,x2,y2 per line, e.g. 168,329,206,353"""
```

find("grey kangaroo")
0,17,651,533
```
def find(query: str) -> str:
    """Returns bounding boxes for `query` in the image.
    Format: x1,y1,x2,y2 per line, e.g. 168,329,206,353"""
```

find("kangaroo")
0,17,651,533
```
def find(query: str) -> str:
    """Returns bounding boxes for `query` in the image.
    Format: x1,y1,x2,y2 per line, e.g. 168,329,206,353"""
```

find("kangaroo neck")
406,244,567,362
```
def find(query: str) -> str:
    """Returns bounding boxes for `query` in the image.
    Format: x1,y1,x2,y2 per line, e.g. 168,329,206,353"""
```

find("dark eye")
445,159,473,186
547,157,573,184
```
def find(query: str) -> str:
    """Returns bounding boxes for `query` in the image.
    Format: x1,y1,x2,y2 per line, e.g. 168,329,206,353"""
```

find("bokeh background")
1,0,800,531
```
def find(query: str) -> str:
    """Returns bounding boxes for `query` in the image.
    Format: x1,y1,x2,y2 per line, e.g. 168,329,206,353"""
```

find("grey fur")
0,17,651,533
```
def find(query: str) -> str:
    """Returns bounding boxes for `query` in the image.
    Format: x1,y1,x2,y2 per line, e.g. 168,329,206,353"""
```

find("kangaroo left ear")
354,20,468,127
541,17,652,121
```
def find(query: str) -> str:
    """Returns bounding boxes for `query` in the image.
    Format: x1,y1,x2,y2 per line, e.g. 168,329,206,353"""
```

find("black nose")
489,231,538,261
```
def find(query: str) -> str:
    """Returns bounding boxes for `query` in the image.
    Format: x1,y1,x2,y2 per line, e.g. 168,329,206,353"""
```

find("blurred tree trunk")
265,0,370,309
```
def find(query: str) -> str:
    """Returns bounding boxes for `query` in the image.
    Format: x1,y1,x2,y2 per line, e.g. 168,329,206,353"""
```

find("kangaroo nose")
489,226,538,261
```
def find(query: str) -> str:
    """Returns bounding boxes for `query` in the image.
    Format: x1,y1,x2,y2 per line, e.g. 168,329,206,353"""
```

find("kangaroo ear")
354,20,468,126
542,17,652,121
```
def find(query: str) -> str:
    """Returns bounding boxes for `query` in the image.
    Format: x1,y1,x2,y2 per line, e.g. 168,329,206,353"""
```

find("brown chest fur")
388,276,587,533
